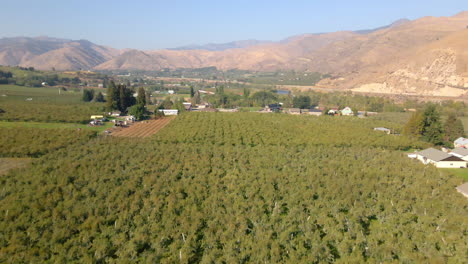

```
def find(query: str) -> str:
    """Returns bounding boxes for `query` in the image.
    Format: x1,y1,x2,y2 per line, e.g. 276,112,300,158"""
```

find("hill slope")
0,37,118,70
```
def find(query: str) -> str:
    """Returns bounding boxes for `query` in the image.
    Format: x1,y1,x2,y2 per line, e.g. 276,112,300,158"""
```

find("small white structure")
108,111,121,117
374,127,391,134
449,147,468,161
168,90,175,95
90,115,104,120
341,107,354,116
159,109,178,116
456,183,468,198
98,84,104,88
414,148,467,168
454,137,468,148
41,82,48,86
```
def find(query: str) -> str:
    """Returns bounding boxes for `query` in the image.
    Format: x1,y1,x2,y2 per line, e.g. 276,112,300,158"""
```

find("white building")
454,137,468,148
159,109,178,116
341,107,354,116
412,148,467,168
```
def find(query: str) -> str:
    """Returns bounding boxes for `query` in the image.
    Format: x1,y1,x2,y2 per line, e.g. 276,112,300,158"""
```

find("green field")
0,121,113,132
0,85,107,123
440,168,468,181
0,113,466,263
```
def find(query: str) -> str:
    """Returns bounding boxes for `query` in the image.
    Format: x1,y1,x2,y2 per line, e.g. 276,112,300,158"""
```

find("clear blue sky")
2,0,467,50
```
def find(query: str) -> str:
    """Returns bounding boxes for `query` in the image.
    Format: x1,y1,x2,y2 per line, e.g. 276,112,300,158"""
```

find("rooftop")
418,148,453,162
450,147,468,157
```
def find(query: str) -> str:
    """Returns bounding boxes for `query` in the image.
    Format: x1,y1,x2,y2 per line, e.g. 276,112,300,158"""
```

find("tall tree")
192,91,201,105
137,87,146,106
444,113,465,143
94,92,105,102
190,86,195,98
403,111,425,136
106,80,119,110
82,89,94,102
421,104,444,145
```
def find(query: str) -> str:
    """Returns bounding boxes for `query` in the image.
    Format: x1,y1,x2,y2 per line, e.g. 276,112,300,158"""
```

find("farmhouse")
341,107,354,116
454,137,468,148
456,183,468,198
449,147,468,160
412,148,467,168
159,109,179,116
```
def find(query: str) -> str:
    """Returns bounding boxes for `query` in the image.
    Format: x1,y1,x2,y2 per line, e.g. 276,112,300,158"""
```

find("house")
328,108,339,115
266,103,282,112
374,127,391,134
168,90,175,94
108,111,121,117
159,109,179,116
454,137,468,148
308,109,323,116
98,84,104,88
449,147,468,161
182,102,192,111
412,148,467,168
456,183,468,198
90,115,104,120
341,107,354,116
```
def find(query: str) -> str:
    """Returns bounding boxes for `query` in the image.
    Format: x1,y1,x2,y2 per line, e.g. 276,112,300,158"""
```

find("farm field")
111,117,175,138
0,85,106,123
0,121,113,132
0,113,466,263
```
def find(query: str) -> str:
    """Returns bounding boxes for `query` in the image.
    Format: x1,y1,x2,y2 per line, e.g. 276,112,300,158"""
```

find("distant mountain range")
1,11,468,97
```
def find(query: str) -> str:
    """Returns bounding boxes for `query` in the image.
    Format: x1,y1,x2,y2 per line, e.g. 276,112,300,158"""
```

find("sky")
1,0,467,50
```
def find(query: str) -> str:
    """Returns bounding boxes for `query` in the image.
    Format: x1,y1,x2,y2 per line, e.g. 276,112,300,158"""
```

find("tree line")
403,104,465,146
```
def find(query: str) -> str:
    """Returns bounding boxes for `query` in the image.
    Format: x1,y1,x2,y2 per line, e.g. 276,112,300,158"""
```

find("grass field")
440,168,468,181
0,121,113,132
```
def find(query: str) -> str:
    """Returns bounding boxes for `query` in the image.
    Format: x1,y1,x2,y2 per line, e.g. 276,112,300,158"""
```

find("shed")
286,108,301,115
90,115,104,120
415,148,467,168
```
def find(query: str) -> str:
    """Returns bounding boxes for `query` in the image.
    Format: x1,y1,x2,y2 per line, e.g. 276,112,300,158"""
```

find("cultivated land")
111,117,175,138
1,112,467,263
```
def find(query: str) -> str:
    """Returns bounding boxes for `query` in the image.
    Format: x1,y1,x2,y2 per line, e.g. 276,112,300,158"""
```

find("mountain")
170,39,273,51
354,18,411,34
2,11,468,97
0,37,118,70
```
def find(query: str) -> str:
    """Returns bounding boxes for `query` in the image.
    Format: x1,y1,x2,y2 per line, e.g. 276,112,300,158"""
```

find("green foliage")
403,105,445,145
421,104,444,145
251,91,278,106
0,113,465,263
403,112,425,137
106,81,136,112
292,95,311,109
128,104,146,120
137,87,146,106
82,89,95,102
0,128,96,157
444,113,465,143
94,92,105,102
